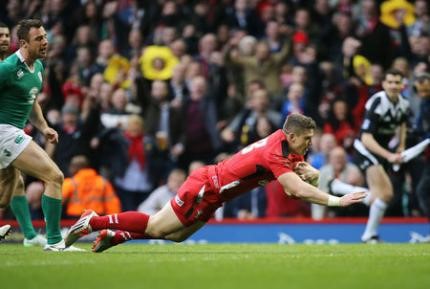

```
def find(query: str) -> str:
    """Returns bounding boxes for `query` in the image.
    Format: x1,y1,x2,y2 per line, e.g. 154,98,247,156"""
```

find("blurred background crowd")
1,0,429,221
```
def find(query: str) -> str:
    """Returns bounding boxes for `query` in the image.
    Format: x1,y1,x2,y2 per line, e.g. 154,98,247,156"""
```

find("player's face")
26,26,48,59
382,74,403,99
290,129,314,155
0,27,10,54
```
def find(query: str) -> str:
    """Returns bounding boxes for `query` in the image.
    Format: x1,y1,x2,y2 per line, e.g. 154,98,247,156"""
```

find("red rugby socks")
111,230,148,245
89,211,150,234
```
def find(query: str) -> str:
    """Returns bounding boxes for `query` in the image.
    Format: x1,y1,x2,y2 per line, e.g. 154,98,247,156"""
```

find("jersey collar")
15,50,35,73
16,50,25,62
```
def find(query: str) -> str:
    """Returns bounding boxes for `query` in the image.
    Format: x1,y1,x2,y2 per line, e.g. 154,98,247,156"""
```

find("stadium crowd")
0,0,429,221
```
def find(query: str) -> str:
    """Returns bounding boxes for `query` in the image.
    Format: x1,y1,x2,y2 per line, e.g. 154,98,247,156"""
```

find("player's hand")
387,152,403,164
295,162,319,183
43,127,59,144
339,191,367,207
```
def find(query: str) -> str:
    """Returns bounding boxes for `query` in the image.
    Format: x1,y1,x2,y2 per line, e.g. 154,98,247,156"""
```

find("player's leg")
66,201,187,247
92,218,205,253
0,167,20,209
9,173,47,247
11,141,64,246
69,174,215,250
7,169,37,243
361,165,393,242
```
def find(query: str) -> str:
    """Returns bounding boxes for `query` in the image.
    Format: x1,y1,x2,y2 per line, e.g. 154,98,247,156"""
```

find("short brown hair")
16,19,43,42
384,68,404,81
283,113,316,134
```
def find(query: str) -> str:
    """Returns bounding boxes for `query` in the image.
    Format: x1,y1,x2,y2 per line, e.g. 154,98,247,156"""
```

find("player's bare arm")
29,100,58,144
277,171,366,207
361,132,402,164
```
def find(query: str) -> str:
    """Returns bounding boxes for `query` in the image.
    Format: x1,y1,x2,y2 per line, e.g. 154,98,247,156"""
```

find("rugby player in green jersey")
0,19,82,251
0,21,47,247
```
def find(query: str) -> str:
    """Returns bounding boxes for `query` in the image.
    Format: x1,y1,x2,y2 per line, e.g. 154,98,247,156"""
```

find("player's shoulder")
365,91,386,112
367,91,385,104
398,94,410,110
266,129,286,146
264,129,289,156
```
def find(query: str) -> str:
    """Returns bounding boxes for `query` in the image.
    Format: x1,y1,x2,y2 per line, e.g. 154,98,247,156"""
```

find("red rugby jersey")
214,130,304,201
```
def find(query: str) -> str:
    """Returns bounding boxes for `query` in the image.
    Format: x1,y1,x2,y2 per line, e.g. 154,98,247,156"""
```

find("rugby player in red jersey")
65,113,366,252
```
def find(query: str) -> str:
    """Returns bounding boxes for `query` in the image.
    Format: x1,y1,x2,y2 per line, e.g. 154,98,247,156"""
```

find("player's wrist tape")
327,195,341,206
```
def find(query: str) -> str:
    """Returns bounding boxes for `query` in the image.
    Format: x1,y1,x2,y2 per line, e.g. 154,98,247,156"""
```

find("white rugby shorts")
0,124,32,169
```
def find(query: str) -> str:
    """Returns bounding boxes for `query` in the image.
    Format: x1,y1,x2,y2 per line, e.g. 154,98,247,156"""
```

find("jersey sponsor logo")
175,195,184,207
3,149,11,157
14,135,25,144
28,87,38,104
38,71,42,82
17,69,24,79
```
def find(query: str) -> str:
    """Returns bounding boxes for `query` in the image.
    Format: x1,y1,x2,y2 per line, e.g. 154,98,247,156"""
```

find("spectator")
307,133,337,169
228,38,289,97
178,76,221,168
221,88,281,151
62,155,121,218
114,115,153,211
280,82,305,119
226,0,262,37
46,104,90,177
408,0,430,37
137,169,186,215
314,146,367,219
323,98,356,150
144,80,184,183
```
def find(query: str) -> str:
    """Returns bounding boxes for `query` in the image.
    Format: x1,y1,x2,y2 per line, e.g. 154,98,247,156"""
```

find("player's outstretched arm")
277,172,366,207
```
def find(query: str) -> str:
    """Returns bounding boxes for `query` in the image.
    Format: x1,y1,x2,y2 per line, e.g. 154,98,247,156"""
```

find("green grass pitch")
1,243,429,289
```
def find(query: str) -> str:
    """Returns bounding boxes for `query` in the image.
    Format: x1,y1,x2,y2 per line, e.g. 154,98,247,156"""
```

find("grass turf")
1,243,429,289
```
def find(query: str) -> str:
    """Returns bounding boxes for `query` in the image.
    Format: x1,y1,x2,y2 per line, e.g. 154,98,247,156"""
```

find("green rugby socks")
41,195,63,244
10,195,37,240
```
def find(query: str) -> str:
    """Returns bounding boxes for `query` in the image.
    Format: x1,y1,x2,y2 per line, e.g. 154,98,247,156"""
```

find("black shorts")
353,139,390,171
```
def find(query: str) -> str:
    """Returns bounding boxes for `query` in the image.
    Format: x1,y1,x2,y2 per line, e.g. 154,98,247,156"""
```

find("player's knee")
379,188,393,201
49,168,64,185
145,227,167,239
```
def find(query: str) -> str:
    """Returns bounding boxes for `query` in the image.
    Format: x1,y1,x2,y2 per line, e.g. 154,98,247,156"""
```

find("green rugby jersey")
0,51,44,129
